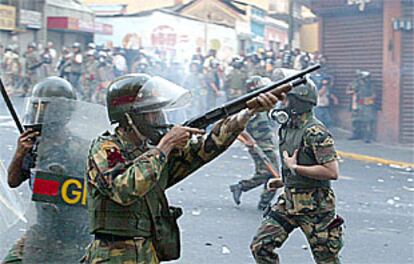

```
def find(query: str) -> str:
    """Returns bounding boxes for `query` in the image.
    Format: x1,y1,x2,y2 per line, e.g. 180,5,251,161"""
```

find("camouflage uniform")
83,59,100,102
83,114,246,263
224,67,247,101
233,112,279,208
24,51,40,95
251,114,344,264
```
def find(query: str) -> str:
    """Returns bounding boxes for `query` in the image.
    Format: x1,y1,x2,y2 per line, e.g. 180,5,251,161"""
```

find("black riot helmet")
106,74,191,144
22,77,77,130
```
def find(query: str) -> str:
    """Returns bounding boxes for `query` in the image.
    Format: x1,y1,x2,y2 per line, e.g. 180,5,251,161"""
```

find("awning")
47,16,112,35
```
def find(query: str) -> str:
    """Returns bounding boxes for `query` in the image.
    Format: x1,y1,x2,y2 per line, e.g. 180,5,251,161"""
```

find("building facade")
0,0,112,54
311,0,414,144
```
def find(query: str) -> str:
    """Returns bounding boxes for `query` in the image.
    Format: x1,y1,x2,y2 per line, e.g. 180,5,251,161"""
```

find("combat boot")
229,183,243,205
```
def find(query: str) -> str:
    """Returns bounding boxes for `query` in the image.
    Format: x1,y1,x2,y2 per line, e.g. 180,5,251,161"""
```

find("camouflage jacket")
278,113,338,215
24,52,40,74
224,68,247,99
246,112,276,150
86,113,247,236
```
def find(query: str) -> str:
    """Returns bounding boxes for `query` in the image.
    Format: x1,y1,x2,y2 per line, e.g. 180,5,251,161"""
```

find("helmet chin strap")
124,113,149,148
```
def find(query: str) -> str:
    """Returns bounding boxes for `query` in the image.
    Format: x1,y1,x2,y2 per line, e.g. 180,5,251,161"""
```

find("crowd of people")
0,41,338,126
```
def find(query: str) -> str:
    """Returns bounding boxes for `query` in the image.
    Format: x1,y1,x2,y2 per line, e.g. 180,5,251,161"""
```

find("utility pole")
288,0,294,49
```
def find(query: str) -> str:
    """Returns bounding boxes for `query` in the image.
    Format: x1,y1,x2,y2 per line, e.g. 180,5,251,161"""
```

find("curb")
337,150,414,169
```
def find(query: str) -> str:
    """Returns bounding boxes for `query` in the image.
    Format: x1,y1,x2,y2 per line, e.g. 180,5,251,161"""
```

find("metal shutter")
321,10,384,109
400,0,414,144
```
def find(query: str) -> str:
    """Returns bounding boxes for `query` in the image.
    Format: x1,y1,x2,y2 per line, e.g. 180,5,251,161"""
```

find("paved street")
0,96,413,263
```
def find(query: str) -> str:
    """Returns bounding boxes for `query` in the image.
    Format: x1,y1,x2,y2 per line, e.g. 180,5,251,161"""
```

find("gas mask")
269,95,312,126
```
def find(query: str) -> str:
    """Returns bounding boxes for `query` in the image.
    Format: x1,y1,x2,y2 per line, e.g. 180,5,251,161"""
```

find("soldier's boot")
229,183,243,205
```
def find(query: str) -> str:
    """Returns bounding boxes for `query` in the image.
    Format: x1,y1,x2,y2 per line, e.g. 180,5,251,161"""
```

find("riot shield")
22,98,111,264
0,160,27,235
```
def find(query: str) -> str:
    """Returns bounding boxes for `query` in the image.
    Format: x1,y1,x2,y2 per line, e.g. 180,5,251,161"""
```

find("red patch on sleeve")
106,148,126,168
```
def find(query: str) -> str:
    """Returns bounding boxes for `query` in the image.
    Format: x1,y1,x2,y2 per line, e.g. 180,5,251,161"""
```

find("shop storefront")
0,4,16,45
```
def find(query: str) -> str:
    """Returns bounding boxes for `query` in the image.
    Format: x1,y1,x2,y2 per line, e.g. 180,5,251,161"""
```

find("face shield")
22,97,74,133
22,97,50,132
131,76,191,114
128,77,191,144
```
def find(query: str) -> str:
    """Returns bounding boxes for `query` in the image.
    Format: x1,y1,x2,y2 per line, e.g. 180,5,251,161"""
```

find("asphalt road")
0,96,413,263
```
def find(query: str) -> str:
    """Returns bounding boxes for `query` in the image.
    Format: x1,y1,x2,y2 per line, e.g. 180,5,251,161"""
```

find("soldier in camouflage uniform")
229,76,280,210
2,45,21,91
82,73,279,263
23,43,41,96
2,77,90,264
82,50,100,102
251,74,344,264
346,70,376,143
224,57,247,101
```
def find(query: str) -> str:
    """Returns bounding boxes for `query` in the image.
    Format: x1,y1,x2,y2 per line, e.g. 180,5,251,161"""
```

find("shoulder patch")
304,124,332,147
99,141,125,168
306,124,327,137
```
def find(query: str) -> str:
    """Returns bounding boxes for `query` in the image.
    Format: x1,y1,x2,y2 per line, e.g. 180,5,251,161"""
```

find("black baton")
0,78,24,133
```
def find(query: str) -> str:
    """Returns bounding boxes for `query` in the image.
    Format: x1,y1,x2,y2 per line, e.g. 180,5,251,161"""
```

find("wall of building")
95,11,238,62
299,22,319,53
377,0,402,143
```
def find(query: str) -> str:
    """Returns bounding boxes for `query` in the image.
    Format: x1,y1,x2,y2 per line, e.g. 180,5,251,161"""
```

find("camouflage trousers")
81,238,159,264
239,148,279,204
2,235,25,264
251,209,343,264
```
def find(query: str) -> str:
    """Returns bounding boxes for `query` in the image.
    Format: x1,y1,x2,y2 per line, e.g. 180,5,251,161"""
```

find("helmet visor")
132,76,191,113
22,97,50,127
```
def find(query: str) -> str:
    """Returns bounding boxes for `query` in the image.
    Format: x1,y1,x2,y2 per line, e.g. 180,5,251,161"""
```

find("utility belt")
281,186,336,215
94,233,144,242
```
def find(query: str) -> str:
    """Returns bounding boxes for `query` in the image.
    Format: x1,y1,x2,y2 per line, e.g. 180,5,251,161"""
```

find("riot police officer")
3,77,90,264
224,56,248,101
346,70,376,143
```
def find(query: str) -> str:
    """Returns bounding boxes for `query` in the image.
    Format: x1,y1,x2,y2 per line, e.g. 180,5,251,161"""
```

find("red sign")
151,25,177,47
47,16,112,35
94,22,113,35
